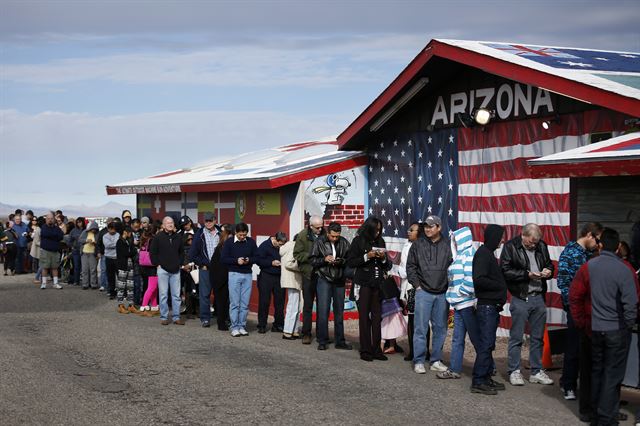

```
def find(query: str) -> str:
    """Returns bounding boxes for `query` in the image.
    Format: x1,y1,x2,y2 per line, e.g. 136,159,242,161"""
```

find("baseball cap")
204,212,217,222
424,215,442,227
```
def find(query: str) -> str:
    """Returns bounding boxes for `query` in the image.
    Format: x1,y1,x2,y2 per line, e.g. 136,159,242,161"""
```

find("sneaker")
53,283,63,289
99,287,105,292
530,370,554,385
201,321,210,328
231,329,241,337
239,328,249,336
414,363,427,374
430,361,448,372
470,383,498,395
510,370,525,386
436,369,461,379
40,283,46,289
488,379,506,391
562,388,577,400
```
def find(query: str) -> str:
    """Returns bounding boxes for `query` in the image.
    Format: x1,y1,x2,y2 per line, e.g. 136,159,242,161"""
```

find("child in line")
116,227,136,314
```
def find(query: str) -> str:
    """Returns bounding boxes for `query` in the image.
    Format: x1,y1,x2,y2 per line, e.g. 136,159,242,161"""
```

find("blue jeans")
413,289,448,365
228,272,252,331
99,256,107,289
199,268,212,323
71,252,82,284
450,306,481,373
472,304,500,386
157,267,181,321
508,295,546,375
316,276,346,346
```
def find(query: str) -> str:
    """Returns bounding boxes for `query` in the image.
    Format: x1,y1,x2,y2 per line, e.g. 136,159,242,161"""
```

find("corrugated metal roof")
107,139,366,194
439,40,640,101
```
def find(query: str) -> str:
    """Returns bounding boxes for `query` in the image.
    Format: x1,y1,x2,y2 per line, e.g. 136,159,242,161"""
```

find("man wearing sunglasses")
556,222,603,413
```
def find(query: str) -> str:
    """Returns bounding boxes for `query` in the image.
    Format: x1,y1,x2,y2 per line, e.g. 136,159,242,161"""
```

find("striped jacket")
446,227,477,310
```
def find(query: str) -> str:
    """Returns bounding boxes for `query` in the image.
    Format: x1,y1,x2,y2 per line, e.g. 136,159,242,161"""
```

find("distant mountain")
0,201,135,219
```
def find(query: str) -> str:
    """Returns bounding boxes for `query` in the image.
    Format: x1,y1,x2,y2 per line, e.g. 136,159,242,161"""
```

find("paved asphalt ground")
1,272,639,425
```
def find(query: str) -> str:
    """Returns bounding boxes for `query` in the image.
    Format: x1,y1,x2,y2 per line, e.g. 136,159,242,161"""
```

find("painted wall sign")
430,83,554,126
114,185,182,194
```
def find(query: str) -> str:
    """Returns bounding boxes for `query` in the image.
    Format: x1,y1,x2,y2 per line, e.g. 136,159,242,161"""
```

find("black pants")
4,245,17,273
358,286,382,356
257,272,285,329
407,314,414,359
561,310,580,391
105,257,118,297
591,329,631,425
213,284,230,329
302,274,318,336
579,330,593,417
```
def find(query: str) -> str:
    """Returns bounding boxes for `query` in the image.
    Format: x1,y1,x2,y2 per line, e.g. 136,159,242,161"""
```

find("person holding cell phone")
500,223,554,387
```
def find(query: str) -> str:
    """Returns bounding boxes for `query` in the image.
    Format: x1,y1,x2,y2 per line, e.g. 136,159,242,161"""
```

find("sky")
1,0,639,210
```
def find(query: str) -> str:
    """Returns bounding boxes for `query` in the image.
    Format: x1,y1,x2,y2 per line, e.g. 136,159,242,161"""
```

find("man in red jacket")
570,228,639,425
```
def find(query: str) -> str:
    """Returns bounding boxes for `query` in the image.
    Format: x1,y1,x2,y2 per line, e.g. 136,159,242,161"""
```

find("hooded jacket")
446,227,477,310
473,224,508,307
78,222,100,255
406,233,453,294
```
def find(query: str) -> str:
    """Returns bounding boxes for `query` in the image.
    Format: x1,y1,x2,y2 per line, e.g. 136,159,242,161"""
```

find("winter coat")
280,240,302,291
500,235,554,300
149,230,185,274
309,234,350,285
209,243,229,290
346,234,391,288
445,227,477,310
406,235,453,294
293,227,323,280
116,238,136,271
29,226,41,259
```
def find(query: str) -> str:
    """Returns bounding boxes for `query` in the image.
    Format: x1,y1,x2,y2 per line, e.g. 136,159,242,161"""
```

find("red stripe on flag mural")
460,222,570,248
546,292,565,310
459,158,534,184
458,193,570,214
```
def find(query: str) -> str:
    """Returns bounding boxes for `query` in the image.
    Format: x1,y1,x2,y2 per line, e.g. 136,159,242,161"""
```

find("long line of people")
3,207,640,425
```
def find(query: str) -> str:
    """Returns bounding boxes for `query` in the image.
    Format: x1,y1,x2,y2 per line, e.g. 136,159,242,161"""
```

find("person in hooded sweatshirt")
470,224,507,395
437,226,479,380
407,215,453,374
78,221,100,289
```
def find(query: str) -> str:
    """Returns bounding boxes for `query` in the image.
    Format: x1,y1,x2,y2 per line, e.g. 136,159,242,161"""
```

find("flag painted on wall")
256,193,281,215
368,130,458,238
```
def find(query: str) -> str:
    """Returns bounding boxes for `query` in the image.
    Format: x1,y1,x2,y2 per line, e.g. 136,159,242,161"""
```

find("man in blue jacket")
188,213,220,328
12,213,29,274
256,232,287,333
39,212,64,289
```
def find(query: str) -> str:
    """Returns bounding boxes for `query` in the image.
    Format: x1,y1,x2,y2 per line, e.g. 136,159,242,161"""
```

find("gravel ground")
1,272,639,425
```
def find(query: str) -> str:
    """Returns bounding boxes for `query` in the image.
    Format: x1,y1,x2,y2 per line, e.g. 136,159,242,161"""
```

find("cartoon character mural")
312,173,352,206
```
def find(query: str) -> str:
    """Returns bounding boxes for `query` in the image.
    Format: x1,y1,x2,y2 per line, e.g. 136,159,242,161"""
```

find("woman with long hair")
209,224,234,330
346,216,392,362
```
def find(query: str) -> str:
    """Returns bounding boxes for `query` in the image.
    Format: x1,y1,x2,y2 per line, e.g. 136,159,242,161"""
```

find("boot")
118,304,129,314
128,305,138,314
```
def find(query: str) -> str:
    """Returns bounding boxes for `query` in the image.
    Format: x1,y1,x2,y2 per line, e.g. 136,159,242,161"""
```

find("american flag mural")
368,110,629,333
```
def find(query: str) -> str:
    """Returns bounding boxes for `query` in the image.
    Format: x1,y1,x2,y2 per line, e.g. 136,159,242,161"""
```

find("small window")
589,132,612,144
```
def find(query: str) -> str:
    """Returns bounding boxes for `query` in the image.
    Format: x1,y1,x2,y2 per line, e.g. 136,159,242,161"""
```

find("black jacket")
209,244,229,290
407,235,453,294
500,235,554,301
309,235,350,285
346,234,391,287
116,238,136,271
149,231,184,274
473,224,507,307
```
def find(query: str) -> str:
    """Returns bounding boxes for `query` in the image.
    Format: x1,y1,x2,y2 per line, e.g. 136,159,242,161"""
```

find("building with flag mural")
106,140,368,313
336,39,640,334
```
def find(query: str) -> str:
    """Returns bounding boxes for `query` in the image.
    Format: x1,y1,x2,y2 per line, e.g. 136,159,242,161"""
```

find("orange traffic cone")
542,326,553,369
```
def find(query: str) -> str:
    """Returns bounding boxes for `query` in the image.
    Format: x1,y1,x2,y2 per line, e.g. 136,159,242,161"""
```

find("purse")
138,242,153,267
190,265,199,284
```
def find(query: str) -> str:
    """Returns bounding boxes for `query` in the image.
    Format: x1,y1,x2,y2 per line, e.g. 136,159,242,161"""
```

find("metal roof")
528,132,640,178
106,140,366,194
338,39,640,149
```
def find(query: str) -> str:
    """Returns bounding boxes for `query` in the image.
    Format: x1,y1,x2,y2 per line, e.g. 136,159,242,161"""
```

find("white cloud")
0,108,350,206
1,34,427,87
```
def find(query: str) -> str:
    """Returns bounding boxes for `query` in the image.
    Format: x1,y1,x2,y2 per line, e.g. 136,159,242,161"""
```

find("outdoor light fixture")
370,77,430,132
542,114,561,130
473,108,493,126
